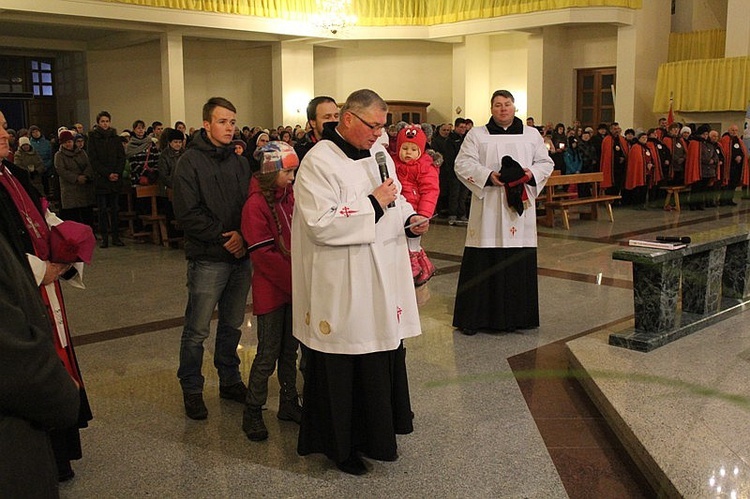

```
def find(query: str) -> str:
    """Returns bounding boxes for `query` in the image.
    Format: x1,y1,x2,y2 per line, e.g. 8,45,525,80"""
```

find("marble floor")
57,195,750,498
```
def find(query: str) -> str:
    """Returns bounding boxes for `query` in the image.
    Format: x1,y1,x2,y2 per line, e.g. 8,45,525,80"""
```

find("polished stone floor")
58,194,750,498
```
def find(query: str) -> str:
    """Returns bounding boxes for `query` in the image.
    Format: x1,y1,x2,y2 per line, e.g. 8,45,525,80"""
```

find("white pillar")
615,25,637,128
462,35,490,122
160,31,185,126
271,41,314,128
526,32,544,123
725,0,750,58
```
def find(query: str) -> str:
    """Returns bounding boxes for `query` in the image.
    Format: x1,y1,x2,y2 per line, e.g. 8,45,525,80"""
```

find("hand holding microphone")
375,151,396,208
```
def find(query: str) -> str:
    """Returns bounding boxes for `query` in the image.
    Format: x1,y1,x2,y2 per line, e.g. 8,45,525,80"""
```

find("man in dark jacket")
294,95,339,161
173,97,252,420
88,111,126,248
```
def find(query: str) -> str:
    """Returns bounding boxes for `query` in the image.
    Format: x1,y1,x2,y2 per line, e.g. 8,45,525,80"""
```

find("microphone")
375,151,395,208
656,236,691,244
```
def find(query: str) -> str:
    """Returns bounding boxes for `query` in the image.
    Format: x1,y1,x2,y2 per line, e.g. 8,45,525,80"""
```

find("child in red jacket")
391,125,440,286
240,141,301,442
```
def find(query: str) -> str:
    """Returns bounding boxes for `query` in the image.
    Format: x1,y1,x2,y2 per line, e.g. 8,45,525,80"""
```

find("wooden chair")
135,185,169,246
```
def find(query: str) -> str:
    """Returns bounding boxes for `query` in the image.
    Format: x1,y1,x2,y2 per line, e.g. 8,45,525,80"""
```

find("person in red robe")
625,132,662,208
685,124,718,210
718,124,749,206
0,111,94,482
599,122,629,201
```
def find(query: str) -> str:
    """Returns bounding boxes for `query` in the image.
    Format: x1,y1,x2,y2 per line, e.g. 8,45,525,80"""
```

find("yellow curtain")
653,56,750,113
668,30,725,62
98,0,641,25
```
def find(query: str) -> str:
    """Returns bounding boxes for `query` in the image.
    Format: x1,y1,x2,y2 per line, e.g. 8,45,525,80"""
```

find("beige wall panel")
87,41,162,131
313,40,453,124
488,32,529,120
182,40,273,129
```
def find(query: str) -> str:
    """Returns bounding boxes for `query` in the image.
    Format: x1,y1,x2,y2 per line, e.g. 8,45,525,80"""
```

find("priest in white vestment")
453,90,554,335
292,89,429,475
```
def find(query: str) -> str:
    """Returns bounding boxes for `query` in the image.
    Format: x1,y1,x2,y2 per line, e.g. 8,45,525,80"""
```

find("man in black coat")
87,110,126,248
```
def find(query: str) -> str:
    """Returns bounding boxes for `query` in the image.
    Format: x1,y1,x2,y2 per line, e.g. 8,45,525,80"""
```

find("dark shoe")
57,460,75,482
336,454,368,475
111,238,125,247
243,407,268,441
183,393,208,420
277,400,302,424
219,381,247,403
99,240,108,249
460,328,477,336
728,200,738,206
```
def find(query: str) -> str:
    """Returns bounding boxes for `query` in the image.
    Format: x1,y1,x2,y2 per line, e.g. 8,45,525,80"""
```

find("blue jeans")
177,258,252,394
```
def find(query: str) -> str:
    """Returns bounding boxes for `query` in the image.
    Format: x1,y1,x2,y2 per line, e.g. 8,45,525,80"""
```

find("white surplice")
454,125,554,248
291,140,422,355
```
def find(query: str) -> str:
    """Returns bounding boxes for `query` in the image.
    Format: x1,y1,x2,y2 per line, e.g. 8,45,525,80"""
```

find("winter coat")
173,129,251,263
13,148,45,196
241,176,293,315
29,135,53,171
157,146,183,197
392,152,440,217
55,146,95,209
126,134,160,186
88,126,126,195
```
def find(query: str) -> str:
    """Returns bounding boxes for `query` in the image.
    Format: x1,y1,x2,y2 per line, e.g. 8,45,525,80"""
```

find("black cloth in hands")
499,155,528,215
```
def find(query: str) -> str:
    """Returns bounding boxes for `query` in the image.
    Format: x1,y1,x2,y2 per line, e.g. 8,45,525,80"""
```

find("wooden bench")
538,172,621,230
135,185,169,246
660,185,690,211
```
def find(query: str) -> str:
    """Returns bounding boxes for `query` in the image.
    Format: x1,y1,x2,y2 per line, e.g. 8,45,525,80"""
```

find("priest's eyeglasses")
350,112,386,133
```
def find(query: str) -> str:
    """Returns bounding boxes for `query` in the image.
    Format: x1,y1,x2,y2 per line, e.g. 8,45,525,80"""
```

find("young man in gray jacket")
173,97,252,420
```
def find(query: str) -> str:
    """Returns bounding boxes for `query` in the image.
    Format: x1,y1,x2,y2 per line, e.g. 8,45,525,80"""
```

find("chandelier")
310,0,357,35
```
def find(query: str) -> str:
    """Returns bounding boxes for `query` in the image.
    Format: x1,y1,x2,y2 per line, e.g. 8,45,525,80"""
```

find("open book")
628,239,687,250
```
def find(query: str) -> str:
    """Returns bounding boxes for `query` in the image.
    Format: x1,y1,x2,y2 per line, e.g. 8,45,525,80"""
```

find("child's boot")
415,249,436,286
409,250,423,284
242,406,268,441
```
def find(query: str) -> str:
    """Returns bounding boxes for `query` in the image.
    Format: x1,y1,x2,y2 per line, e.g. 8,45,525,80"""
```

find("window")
30,59,54,97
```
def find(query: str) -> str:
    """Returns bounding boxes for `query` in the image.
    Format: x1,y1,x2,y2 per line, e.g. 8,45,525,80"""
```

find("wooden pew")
538,172,621,230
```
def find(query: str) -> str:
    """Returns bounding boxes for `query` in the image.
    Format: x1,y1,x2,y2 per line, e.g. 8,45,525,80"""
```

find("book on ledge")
628,239,687,250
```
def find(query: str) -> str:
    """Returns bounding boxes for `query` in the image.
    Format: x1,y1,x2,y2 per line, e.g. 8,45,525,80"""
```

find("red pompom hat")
396,125,427,155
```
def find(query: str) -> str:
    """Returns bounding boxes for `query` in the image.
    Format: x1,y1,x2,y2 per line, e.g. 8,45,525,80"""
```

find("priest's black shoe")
336,455,368,475
460,328,477,336
111,238,125,246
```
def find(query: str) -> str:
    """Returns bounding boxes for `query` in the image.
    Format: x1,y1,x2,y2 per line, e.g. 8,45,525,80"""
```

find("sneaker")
183,393,208,420
448,216,457,226
455,216,469,226
243,407,268,441
219,381,247,403
277,400,303,424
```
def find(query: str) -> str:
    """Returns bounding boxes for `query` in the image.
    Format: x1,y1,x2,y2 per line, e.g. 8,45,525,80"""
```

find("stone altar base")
609,297,750,352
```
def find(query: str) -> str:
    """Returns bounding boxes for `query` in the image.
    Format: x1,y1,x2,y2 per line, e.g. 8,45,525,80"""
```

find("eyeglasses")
349,112,386,132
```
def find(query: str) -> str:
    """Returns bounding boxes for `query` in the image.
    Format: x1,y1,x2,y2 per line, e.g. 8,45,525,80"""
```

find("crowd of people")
3,88,749,495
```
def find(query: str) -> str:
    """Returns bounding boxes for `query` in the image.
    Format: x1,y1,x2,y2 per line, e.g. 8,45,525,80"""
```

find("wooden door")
576,67,616,128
